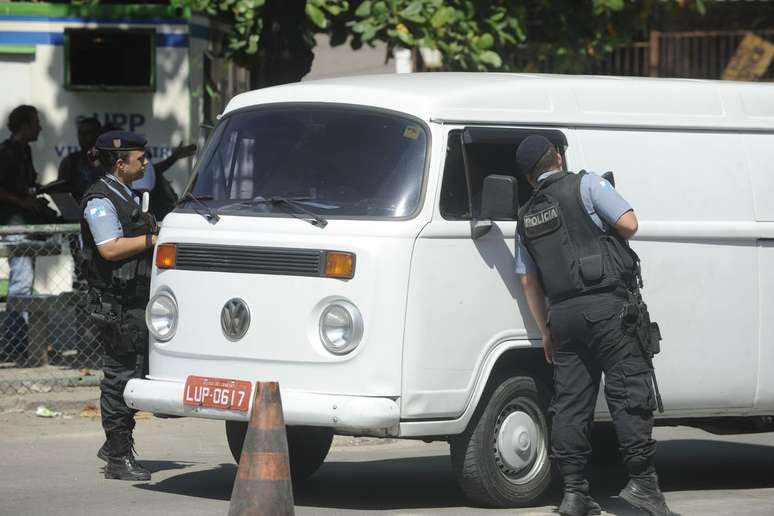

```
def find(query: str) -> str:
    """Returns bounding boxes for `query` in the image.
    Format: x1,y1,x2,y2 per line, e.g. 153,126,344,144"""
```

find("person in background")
57,117,106,202
0,105,48,365
131,141,196,220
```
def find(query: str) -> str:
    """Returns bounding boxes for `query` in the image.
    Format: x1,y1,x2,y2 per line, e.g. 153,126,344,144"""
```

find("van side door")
400,126,579,420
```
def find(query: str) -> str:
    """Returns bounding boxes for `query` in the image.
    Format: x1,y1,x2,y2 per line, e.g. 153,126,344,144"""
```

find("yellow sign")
403,126,419,140
723,33,774,81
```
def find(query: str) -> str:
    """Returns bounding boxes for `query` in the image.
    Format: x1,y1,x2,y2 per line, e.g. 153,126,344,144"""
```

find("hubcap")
492,400,547,485
496,410,539,473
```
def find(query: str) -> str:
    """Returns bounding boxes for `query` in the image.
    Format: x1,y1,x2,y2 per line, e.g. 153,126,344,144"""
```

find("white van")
125,73,774,507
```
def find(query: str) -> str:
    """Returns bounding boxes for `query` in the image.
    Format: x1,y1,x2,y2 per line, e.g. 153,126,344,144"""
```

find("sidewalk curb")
0,385,100,414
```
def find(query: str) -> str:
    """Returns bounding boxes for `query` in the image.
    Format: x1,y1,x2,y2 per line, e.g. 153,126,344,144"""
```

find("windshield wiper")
177,193,220,225
248,196,328,228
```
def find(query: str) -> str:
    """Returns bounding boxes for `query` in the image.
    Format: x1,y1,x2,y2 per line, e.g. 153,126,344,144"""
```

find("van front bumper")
124,378,400,435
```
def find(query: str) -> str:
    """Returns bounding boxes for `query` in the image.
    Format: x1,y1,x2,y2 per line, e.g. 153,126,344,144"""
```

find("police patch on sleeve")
523,204,561,238
89,206,108,218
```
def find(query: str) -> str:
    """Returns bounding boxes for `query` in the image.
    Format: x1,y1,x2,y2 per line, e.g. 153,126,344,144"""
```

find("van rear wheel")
450,375,553,507
225,421,334,482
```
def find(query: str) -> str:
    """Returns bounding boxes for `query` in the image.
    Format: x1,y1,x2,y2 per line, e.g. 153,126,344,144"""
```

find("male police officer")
80,130,157,481
514,135,677,516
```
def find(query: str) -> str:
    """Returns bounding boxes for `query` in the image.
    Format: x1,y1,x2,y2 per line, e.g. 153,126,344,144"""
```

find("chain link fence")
0,224,103,395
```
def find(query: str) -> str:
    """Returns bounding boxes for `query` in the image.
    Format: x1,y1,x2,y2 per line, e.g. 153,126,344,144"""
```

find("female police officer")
514,135,677,516
80,130,157,481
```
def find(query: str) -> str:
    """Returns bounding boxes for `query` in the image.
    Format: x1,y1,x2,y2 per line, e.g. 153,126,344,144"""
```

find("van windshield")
185,106,429,219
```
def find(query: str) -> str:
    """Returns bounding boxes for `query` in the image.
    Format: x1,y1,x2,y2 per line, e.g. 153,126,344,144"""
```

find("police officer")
80,130,157,481
514,135,677,516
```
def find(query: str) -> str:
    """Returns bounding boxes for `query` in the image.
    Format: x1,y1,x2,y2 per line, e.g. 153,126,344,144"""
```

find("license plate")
183,376,252,412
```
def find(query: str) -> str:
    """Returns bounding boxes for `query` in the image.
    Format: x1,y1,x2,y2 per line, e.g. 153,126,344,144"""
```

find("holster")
623,288,665,413
87,291,144,356
623,289,662,357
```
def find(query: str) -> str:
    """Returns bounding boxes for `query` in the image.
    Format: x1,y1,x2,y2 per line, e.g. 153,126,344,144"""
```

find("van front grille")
174,244,324,277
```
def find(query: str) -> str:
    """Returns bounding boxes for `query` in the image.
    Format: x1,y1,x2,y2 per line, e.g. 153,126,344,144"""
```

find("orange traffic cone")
228,382,295,516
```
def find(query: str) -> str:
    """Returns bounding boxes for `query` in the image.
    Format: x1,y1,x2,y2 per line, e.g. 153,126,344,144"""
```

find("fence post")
649,30,661,77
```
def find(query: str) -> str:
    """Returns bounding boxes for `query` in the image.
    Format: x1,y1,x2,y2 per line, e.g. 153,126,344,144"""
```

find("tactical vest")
517,171,637,304
79,176,155,301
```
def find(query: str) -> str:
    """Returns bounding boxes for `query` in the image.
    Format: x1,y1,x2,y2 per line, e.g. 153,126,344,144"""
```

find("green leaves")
346,0,525,71
430,6,455,28
164,0,702,78
306,2,327,28
593,0,625,13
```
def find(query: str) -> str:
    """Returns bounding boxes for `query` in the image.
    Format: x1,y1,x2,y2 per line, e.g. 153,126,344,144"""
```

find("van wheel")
225,421,334,482
450,375,553,507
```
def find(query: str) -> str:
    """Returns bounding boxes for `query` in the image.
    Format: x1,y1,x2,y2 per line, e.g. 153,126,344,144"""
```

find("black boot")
558,474,601,516
619,474,680,516
104,432,151,481
558,491,602,516
97,440,110,462
98,431,136,462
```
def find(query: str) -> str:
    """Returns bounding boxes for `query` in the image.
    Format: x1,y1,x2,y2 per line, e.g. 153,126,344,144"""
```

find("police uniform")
514,135,677,516
80,131,156,481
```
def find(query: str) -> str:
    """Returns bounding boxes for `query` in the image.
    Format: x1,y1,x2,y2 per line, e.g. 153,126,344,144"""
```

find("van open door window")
440,127,569,235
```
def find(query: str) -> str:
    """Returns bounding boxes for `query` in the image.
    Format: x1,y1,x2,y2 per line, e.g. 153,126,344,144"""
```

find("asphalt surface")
2,407,774,516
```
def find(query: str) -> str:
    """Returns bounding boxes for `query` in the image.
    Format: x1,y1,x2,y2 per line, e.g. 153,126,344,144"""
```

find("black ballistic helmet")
515,134,555,178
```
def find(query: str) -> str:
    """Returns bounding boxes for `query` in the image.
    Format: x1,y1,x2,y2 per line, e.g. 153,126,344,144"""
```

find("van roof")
224,73,774,131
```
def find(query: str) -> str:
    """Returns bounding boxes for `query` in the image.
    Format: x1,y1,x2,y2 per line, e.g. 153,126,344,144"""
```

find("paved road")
2,410,774,515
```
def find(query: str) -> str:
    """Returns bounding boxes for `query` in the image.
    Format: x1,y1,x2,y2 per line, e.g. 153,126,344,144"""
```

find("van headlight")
319,300,363,355
146,291,178,342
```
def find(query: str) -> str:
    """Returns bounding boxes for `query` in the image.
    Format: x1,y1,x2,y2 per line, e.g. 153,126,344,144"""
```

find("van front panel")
146,215,422,397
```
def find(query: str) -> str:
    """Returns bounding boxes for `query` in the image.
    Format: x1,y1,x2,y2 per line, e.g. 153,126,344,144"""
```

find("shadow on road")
142,460,200,475
135,463,237,501
133,438,774,512
654,439,774,491
295,455,465,510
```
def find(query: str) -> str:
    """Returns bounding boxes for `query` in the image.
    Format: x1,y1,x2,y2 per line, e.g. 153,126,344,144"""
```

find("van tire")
225,421,334,482
450,375,553,507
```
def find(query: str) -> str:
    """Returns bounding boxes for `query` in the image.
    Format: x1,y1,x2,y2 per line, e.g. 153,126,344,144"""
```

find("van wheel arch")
450,349,554,507
225,421,333,482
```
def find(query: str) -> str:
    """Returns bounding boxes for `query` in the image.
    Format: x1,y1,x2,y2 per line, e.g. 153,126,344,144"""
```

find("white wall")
305,35,394,81
0,33,192,192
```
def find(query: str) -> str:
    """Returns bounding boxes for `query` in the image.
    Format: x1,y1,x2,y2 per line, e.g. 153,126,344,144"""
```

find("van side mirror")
472,175,518,239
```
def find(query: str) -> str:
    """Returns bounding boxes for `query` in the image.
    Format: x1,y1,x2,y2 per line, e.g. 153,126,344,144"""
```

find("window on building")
65,29,155,91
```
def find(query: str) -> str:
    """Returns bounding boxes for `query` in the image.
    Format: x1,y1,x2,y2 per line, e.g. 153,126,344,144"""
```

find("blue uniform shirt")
514,171,632,275
83,175,140,246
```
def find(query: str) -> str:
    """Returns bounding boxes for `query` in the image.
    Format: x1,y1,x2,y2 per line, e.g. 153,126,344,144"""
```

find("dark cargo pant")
99,307,148,437
548,291,657,488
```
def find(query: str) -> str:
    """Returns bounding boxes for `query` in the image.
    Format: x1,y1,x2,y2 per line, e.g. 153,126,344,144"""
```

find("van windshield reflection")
185,107,429,219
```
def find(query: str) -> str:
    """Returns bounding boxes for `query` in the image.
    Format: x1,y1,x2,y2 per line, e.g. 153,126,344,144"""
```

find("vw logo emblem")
221,298,250,341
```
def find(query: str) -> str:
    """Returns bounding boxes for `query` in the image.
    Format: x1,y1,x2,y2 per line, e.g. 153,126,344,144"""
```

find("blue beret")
95,130,147,151
515,135,554,177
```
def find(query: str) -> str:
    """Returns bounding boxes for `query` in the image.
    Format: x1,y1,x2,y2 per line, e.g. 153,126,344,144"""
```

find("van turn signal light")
156,243,177,269
324,251,355,279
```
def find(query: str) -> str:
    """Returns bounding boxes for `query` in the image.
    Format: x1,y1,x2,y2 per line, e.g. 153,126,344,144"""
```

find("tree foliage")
170,0,705,74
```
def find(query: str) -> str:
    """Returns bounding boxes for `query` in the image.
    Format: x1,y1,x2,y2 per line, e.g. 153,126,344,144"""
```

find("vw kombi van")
126,73,774,507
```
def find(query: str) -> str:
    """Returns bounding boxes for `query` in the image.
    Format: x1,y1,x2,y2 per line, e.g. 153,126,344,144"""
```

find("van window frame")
439,126,569,221
179,102,434,222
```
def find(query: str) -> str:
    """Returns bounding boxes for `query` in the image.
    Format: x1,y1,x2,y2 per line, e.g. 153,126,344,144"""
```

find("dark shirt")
0,138,37,224
58,150,106,202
